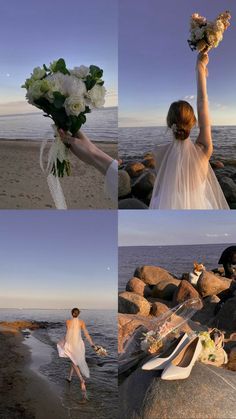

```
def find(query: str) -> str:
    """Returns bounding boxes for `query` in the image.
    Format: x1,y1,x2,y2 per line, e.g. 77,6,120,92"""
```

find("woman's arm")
59,129,114,175
195,51,213,159
80,320,95,347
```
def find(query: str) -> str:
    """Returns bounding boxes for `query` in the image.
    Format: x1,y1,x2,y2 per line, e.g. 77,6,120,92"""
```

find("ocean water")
0,107,117,142
0,308,117,419
118,243,234,292
119,126,236,165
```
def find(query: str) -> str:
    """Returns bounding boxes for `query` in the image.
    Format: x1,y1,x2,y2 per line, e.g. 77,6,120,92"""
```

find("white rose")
63,75,87,97
193,27,205,40
71,65,90,79
26,80,49,103
87,84,106,108
32,66,46,80
64,95,86,116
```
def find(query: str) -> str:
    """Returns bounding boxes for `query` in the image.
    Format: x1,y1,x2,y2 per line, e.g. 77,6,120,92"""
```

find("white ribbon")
40,125,68,210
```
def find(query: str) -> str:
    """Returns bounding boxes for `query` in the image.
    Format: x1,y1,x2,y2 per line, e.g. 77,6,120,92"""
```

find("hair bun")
171,124,189,140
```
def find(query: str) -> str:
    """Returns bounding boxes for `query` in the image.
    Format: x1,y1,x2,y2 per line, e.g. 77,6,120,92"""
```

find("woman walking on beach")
150,51,229,210
57,308,95,402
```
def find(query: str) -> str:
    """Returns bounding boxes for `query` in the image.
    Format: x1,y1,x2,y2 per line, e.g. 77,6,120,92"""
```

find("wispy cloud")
184,95,196,101
206,233,231,238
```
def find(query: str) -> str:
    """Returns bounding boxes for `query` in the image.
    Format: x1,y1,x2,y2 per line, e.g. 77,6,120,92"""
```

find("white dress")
57,318,90,378
149,137,229,210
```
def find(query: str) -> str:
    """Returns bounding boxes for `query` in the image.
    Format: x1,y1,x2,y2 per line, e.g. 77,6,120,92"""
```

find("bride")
57,307,95,402
150,51,229,210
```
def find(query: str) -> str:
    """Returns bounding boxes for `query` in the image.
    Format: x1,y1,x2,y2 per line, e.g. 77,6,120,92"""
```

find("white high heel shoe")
142,333,189,371
161,336,202,380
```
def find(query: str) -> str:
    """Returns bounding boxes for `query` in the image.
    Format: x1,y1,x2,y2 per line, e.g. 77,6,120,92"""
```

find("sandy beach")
0,139,117,209
0,323,66,419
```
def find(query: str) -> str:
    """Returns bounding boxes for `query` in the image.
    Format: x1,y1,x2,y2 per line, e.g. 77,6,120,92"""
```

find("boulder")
142,157,156,169
118,292,150,316
134,266,175,286
173,280,202,306
192,295,219,326
214,297,236,331
119,198,148,209
218,176,236,203
118,170,131,198
152,279,180,300
126,277,152,298
197,271,232,297
119,363,236,419
125,162,145,178
132,172,156,200
210,160,224,169
118,313,148,354
151,302,170,317
227,347,236,371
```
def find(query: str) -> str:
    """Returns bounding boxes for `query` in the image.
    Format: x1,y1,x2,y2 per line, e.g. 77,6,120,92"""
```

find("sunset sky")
0,0,117,115
0,211,117,309
119,211,236,246
119,0,236,127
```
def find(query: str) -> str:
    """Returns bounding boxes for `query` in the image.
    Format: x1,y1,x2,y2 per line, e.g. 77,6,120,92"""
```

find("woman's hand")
59,129,113,175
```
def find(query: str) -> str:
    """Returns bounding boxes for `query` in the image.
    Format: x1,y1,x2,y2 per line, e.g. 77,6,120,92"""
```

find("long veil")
149,137,229,210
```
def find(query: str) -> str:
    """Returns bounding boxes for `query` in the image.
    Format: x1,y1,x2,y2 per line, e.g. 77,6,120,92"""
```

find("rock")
227,347,236,371
152,279,180,300
119,362,236,419
211,267,225,276
118,170,131,198
126,277,152,298
218,176,236,203
134,266,175,286
197,271,232,297
119,198,148,209
125,162,145,178
192,295,218,326
210,160,224,169
151,302,170,317
173,280,202,306
132,172,156,201
118,313,148,354
214,297,236,331
118,292,150,316
142,157,156,169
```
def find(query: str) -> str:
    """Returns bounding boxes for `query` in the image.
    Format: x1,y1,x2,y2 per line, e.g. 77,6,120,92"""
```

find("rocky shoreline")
118,153,236,209
118,264,236,418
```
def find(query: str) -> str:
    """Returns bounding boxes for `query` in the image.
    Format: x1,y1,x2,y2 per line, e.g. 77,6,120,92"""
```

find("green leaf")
43,64,49,72
54,58,70,75
89,65,103,79
53,91,66,108
97,80,104,86
85,75,97,91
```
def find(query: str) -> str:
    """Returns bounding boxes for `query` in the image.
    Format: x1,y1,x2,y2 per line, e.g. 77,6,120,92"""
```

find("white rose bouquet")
22,58,106,177
94,345,108,357
188,11,231,52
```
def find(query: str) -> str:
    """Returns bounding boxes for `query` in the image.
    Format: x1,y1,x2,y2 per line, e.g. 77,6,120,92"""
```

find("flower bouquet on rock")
198,329,228,367
188,11,231,52
22,58,106,208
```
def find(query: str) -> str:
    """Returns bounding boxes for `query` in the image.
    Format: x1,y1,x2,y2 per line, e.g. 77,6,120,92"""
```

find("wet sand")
0,139,117,209
0,325,66,419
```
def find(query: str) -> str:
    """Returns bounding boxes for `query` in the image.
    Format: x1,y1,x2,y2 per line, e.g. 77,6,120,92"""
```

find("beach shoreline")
0,139,117,209
0,324,66,419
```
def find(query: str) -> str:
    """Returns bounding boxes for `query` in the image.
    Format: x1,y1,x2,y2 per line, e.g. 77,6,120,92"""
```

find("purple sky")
119,211,236,246
119,0,236,126
0,211,117,309
0,0,117,114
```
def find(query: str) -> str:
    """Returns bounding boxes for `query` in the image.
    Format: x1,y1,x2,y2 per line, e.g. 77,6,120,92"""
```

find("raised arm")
80,320,95,347
195,51,213,159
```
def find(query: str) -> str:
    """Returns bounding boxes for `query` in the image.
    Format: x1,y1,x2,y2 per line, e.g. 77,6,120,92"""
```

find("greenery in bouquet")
188,11,231,52
22,58,106,177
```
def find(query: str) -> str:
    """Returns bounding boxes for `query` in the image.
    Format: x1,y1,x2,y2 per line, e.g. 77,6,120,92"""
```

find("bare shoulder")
66,319,71,326
79,319,86,328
